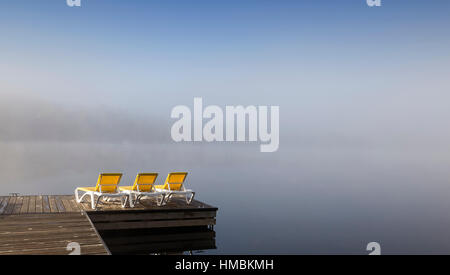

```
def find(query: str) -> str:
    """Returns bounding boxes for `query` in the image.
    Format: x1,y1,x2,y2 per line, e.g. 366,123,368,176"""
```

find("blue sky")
1,0,450,138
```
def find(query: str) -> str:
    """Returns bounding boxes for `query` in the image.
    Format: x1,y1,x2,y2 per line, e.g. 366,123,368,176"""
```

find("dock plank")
35,196,43,213
79,200,92,211
48,196,58,213
0,213,108,255
54,196,66,213
69,197,82,212
94,218,216,231
12,197,23,214
0,244,106,255
88,210,217,223
20,196,30,214
28,196,36,214
61,197,75,213
0,197,10,215
0,196,216,215
4,197,17,215
42,196,51,213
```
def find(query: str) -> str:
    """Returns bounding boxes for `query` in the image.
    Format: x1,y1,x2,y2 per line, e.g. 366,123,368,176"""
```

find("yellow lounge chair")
155,172,195,205
75,173,124,210
119,173,165,207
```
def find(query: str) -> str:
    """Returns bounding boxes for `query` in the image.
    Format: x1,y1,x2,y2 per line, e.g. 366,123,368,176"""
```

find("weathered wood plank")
54,196,66,213
0,227,97,240
0,214,93,225
0,223,97,233
0,213,108,255
0,197,10,215
78,201,90,211
0,243,107,255
28,196,36,214
0,213,91,221
61,197,75,213
88,210,217,223
48,196,58,213
0,195,216,215
69,198,82,212
20,196,30,214
4,197,17,215
12,197,23,214
42,196,51,213
0,219,95,228
0,233,100,245
94,218,216,231
35,196,43,213
0,237,103,248
0,236,101,248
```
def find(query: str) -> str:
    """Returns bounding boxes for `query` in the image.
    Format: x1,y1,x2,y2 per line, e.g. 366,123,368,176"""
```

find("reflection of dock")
0,195,218,255
100,227,216,255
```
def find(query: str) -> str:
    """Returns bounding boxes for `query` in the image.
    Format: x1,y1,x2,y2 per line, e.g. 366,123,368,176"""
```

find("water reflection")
98,226,216,255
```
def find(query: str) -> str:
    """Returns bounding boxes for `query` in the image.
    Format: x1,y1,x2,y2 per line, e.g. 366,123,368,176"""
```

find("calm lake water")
2,141,450,254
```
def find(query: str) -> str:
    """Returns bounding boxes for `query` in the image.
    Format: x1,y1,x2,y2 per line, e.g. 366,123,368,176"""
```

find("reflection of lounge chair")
155,172,195,205
75,173,124,210
119,173,165,207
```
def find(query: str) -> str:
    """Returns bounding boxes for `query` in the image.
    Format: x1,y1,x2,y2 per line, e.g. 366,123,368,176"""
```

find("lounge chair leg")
186,192,195,204
135,195,142,206
90,193,95,209
93,195,102,210
121,196,128,208
128,193,134,207
75,189,88,203
156,194,165,206
163,193,172,205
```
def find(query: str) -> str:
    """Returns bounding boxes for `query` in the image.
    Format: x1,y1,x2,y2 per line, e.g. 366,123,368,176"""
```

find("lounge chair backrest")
133,173,158,192
163,172,188,191
95,173,122,193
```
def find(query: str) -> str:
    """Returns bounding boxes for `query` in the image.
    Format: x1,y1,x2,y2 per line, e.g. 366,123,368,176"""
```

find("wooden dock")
0,195,218,255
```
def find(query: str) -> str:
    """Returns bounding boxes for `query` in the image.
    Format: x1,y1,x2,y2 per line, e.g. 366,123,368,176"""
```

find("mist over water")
2,97,450,254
